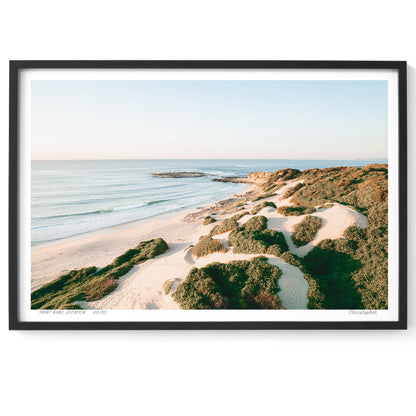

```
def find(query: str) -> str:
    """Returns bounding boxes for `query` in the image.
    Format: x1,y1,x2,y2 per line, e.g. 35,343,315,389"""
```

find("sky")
31,80,388,160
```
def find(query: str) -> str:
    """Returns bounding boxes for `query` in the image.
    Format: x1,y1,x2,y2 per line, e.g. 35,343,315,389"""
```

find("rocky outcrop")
212,177,253,184
151,172,206,178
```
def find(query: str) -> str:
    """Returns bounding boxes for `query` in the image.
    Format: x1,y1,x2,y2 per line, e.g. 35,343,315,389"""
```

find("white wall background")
1,1,414,415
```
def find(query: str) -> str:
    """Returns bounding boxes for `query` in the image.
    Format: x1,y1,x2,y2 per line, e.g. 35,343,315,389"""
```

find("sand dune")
267,257,309,309
266,203,368,257
238,179,368,258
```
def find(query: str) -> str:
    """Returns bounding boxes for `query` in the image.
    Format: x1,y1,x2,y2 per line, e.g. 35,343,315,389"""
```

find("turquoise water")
31,159,386,245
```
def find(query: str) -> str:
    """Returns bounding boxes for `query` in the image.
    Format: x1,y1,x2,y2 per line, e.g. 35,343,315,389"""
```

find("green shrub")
231,211,249,221
291,216,322,247
203,216,216,226
262,181,287,194
228,216,288,257
193,236,227,258
173,257,283,309
277,205,316,216
107,238,168,268
301,242,363,309
343,225,366,241
303,273,325,309
163,279,176,295
294,165,388,211
241,215,267,232
31,238,169,309
283,183,305,199
229,206,245,214
279,252,302,267
251,192,275,202
319,203,334,209
31,267,98,310
260,169,301,192
209,218,238,236
250,201,276,215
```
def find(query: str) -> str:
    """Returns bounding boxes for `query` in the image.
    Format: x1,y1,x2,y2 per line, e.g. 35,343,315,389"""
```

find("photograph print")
10,61,407,329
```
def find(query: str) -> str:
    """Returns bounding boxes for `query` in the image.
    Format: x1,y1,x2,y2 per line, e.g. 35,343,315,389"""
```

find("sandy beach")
31,177,368,310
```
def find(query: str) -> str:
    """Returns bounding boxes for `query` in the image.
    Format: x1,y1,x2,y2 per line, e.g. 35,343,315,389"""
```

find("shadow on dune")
302,247,363,309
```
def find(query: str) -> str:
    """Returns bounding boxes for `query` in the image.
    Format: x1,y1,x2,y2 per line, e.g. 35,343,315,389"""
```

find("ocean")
31,159,386,245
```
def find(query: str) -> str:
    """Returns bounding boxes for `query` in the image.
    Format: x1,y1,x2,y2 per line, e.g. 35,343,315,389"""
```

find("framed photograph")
9,60,407,330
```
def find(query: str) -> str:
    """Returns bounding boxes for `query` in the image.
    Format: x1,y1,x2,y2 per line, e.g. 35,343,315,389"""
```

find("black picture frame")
9,60,407,330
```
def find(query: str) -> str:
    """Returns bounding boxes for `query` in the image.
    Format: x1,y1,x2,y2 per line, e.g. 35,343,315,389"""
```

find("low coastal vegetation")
250,201,276,215
290,164,388,309
277,205,316,216
231,211,248,221
251,192,275,202
203,216,216,225
209,218,238,236
301,239,363,309
295,164,387,210
31,238,168,309
228,216,288,257
260,168,301,192
283,182,305,199
262,182,284,194
163,278,176,295
186,164,388,310
193,236,227,258
291,215,322,247
228,206,246,214
34,165,388,312
173,257,283,309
